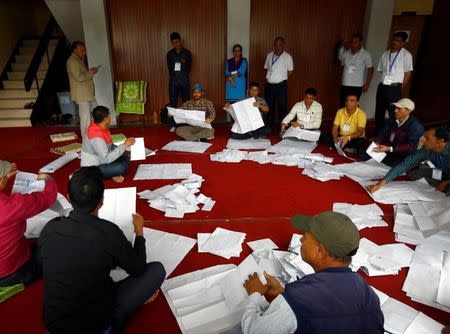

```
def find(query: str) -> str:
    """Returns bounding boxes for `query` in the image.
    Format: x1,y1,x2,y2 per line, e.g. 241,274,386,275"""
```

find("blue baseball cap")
192,83,204,92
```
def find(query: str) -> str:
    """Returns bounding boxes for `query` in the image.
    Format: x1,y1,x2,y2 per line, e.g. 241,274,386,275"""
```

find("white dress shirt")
282,100,323,129
377,48,413,85
241,293,298,334
264,51,294,84
341,47,373,87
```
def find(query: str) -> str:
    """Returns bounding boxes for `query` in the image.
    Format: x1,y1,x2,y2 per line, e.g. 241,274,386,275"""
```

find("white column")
227,0,251,65
79,0,117,124
360,0,395,119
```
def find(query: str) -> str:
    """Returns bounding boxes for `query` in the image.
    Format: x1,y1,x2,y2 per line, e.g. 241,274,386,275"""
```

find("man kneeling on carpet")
241,212,384,334
39,167,166,334
81,105,135,183
0,161,57,288
175,83,216,142
225,81,271,140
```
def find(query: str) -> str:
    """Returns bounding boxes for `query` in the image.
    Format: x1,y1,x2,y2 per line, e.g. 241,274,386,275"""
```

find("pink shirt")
0,177,57,278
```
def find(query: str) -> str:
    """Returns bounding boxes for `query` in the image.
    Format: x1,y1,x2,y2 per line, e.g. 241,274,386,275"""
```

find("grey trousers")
76,100,96,140
176,125,214,141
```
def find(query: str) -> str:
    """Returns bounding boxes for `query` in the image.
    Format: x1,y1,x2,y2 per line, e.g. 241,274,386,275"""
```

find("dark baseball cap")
291,211,360,258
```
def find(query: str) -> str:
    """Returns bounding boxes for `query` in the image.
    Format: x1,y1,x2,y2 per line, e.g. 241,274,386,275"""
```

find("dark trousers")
264,80,287,127
98,156,130,179
230,125,272,140
321,132,367,158
112,262,166,334
340,86,363,107
169,80,189,107
360,150,408,167
0,247,41,287
375,83,402,135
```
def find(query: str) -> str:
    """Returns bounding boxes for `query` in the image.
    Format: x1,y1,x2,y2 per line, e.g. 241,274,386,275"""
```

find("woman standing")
225,44,248,103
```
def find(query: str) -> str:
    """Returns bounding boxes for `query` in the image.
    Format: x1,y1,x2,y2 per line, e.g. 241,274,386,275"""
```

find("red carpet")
0,125,448,333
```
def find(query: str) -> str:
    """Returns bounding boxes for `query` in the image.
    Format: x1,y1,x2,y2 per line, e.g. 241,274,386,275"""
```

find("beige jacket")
66,53,94,102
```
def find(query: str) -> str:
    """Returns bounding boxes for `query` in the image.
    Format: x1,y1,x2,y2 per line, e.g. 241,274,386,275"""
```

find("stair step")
0,89,38,99
0,98,35,109
2,80,37,89
12,63,49,72
22,39,59,47
0,109,32,119
7,71,47,80
0,118,32,127
19,46,56,57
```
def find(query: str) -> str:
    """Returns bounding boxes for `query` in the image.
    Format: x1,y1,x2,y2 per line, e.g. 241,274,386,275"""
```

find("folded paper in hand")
167,107,212,129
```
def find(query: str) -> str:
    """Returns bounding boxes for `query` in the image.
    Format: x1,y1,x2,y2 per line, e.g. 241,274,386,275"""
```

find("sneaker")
169,127,176,133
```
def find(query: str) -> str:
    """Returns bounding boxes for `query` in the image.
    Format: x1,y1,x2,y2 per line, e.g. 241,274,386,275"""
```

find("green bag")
115,81,147,115
0,284,25,303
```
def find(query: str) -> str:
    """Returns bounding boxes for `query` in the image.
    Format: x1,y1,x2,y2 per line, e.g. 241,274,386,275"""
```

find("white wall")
79,0,116,124
227,0,251,61
360,0,396,118
44,0,84,43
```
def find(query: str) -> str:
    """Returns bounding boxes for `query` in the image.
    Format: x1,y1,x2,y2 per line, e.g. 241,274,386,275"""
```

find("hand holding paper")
366,142,387,163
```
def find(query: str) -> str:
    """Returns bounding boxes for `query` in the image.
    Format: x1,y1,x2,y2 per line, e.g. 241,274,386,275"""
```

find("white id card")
348,65,356,73
432,169,443,181
383,75,392,85
231,70,237,75
343,123,351,132
174,62,181,71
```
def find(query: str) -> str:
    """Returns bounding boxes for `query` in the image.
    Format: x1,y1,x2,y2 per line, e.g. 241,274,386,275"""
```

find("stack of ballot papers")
361,179,446,204
110,228,197,282
39,152,79,173
226,138,272,150
162,140,212,154
12,172,45,194
113,136,156,157
335,159,391,182
225,98,265,134
372,287,444,333
138,174,215,218
351,238,414,276
268,139,317,154
25,193,72,238
332,203,388,230
271,153,332,167
168,107,212,129
403,230,450,312
282,127,321,142
302,162,344,182
134,163,192,180
210,149,247,163
50,132,77,142
243,150,275,164
198,228,246,259
393,204,425,245
288,233,302,254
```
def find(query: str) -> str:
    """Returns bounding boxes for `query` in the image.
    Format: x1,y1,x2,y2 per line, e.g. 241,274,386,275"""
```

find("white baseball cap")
392,98,415,111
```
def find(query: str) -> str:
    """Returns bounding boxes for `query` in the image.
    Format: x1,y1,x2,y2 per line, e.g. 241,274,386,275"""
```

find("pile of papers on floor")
134,163,193,180
162,140,212,154
25,193,72,238
198,228,246,259
332,203,388,230
210,149,247,163
270,152,332,167
335,159,391,182
403,229,450,312
282,127,320,142
360,178,446,204
267,139,317,155
110,227,196,282
226,138,272,150
373,287,444,333
394,198,450,245
351,238,414,276
302,162,344,182
138,174,215,218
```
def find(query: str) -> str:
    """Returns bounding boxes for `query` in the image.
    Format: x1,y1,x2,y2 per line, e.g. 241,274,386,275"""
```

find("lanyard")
388,48,401,73
271,52,283,68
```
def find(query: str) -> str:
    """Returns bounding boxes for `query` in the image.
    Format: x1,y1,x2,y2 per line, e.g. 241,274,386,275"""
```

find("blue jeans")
169,80,190,107
98,156,130,179
230,125,272,140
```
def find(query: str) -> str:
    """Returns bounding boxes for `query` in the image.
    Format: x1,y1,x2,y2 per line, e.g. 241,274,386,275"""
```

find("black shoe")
199,138,208,143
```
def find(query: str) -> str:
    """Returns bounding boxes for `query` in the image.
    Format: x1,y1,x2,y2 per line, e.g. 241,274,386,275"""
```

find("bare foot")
145,289,159,304
112,176,124,183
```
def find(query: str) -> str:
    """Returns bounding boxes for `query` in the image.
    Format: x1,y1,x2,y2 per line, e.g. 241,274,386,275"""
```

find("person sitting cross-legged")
241,212,384,334
39,166,166,334
225,81,271,140
81,105,135,183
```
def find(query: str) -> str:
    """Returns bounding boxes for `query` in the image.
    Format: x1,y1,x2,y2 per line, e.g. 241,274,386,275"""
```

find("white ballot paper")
130,137,146,161
12,172,45,194
198,227,246,259
167,107,212,129
225,97,264,134
110,227,197,282
247,238,278,252
226,138,272,150
283,127,321,142
134,163,192,180
332,203,388,230
335,159,391,182
334,139,356,161
162,140,212,154
393,204,425,245
366,141,386,163
98,187,136,242
39,152,79,173
268,139,317,154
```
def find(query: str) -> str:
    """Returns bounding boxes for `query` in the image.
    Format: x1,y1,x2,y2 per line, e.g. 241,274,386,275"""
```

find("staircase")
0,39,58,127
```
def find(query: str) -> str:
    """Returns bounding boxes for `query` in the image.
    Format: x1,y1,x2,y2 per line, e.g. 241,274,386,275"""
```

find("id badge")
343,123,351,132
348,65,356,73
432,169,443,181
231,70,237,75
389,133,395,142
383,75,392,85
174,62,181,71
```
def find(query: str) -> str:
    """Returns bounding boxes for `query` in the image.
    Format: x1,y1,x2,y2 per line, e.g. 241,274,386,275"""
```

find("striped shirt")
241,293,297,334
384,143,450,182
282,100,323,130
